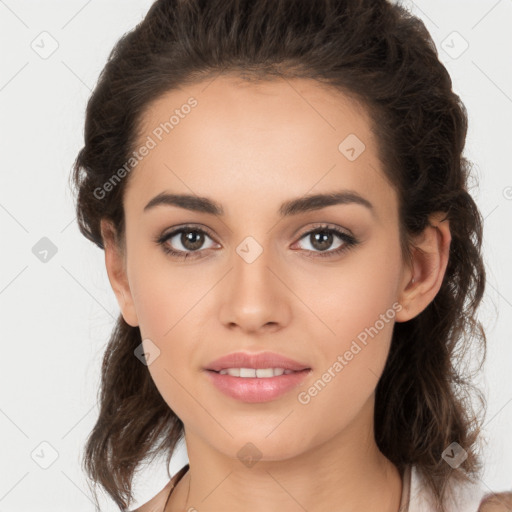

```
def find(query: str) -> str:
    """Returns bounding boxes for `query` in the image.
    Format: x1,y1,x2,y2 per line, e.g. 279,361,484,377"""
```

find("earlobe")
395,212,451,323
100,219,139,327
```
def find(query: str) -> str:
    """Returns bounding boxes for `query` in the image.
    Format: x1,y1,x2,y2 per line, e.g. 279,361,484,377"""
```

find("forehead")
125,76,397,221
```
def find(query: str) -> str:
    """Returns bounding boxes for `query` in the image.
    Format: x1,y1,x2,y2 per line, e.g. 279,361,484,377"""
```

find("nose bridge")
232,233,276,299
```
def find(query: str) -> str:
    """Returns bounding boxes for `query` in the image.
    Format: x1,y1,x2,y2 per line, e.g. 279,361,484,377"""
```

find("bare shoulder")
131,480,173,512
477,491,512,511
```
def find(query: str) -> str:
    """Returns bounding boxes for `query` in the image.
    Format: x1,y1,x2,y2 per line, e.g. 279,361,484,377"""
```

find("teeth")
218,367,296,377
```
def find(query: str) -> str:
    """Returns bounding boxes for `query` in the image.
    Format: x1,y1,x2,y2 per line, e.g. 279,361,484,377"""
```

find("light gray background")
1,0,511,510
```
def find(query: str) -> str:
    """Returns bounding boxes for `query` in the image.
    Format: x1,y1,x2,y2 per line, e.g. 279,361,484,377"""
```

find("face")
106,76,415,462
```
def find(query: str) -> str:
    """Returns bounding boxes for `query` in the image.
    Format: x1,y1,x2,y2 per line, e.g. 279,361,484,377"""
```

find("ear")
100,218,139,327
395,211,451,323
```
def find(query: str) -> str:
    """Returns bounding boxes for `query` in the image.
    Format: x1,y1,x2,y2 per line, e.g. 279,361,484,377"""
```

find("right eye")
156,225,219,260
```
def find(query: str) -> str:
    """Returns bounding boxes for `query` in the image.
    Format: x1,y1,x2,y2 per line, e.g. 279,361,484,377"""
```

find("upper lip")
204,351,311,372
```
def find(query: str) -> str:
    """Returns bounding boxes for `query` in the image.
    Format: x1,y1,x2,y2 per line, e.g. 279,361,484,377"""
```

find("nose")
218,242,292,334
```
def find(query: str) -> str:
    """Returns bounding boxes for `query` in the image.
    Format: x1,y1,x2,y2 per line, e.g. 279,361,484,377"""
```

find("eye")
155,225,218,260
293,224,359,258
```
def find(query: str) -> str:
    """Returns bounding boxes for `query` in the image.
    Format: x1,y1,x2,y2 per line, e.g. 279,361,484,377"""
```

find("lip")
203,351,312,403
204,351,311,372
204,368,312,403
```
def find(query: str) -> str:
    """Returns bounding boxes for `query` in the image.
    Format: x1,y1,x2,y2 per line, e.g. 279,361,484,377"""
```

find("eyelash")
155,223,360,261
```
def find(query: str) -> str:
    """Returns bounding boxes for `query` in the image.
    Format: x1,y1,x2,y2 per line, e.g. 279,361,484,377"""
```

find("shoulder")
477,491,512,511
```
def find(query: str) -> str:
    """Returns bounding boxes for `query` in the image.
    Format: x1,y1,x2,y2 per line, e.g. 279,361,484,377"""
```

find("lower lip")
204,369,311,403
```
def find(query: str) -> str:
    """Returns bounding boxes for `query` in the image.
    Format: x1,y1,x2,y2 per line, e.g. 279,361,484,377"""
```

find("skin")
101,76,451,512
478,494,512,511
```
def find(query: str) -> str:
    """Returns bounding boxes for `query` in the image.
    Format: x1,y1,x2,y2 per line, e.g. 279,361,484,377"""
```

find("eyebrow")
143,190,375,217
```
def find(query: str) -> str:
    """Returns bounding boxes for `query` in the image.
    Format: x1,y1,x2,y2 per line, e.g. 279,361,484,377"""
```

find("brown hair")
70,0,488,510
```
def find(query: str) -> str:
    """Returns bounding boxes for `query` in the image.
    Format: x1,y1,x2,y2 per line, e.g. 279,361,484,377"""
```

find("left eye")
297,228,344,251
293,225,358,258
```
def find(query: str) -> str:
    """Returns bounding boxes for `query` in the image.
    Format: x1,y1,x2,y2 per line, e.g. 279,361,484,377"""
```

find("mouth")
203,351,312,401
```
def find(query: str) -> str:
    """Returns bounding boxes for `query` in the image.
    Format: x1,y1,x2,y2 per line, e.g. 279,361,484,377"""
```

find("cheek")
127,247,218,387
295,300,397,445
300,232,403,343
294,236,402,413
128,246,208,339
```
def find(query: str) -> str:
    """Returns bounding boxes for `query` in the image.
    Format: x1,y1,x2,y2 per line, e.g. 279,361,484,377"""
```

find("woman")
70,0,509,510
